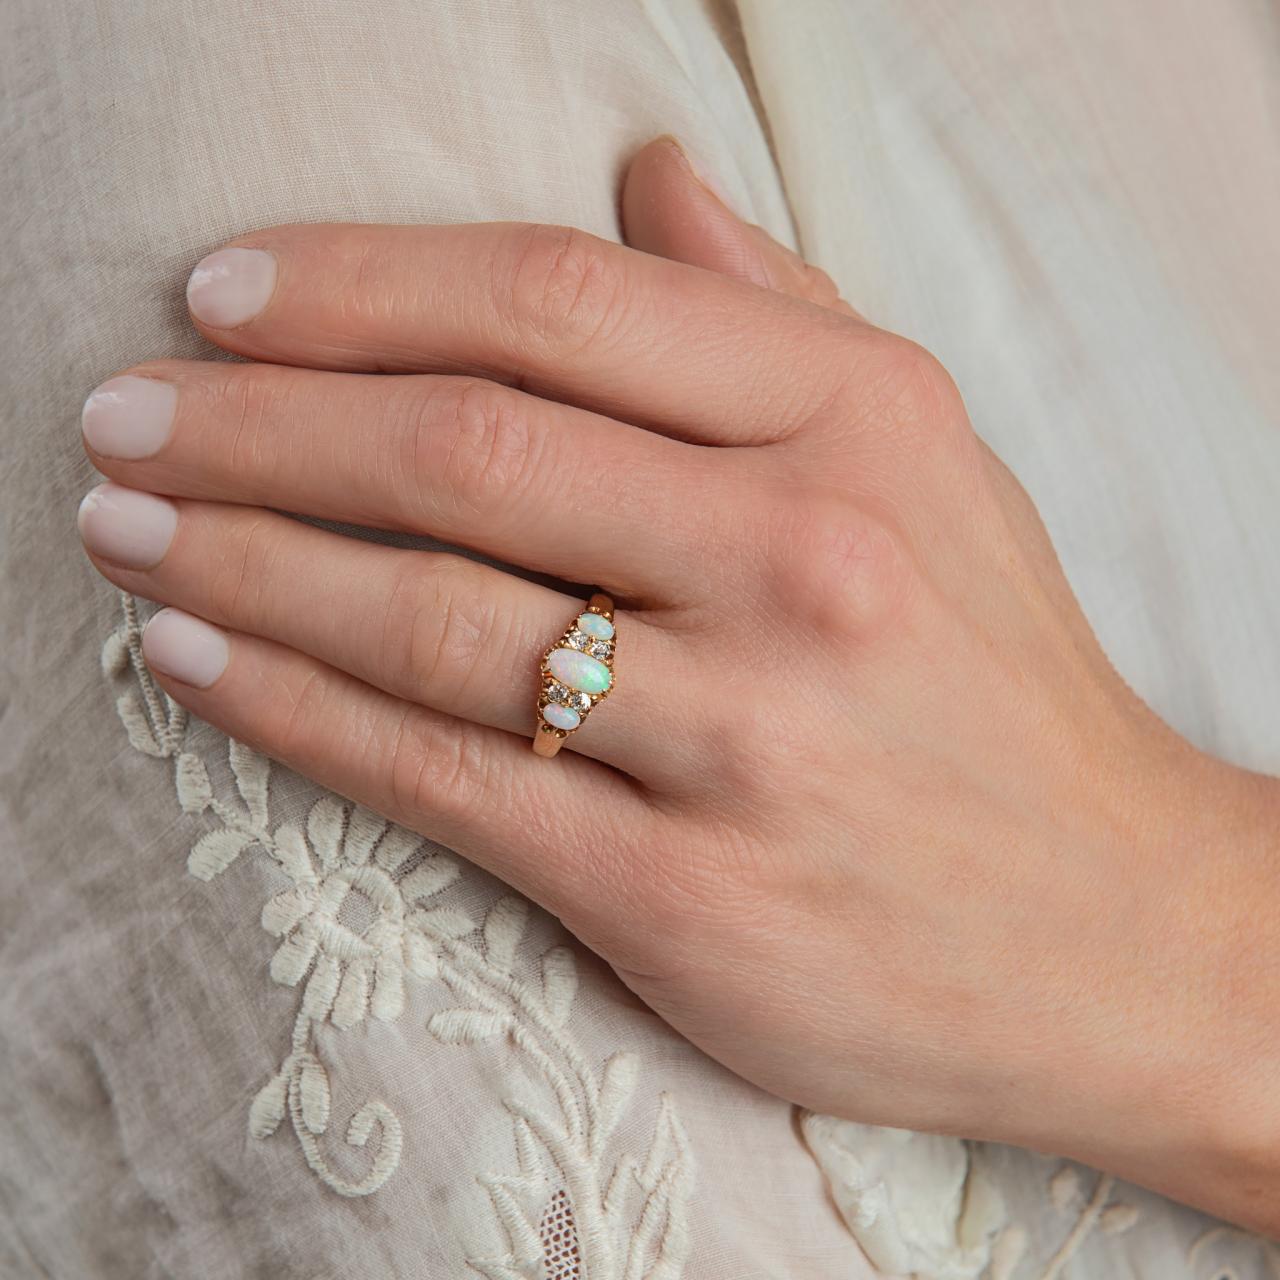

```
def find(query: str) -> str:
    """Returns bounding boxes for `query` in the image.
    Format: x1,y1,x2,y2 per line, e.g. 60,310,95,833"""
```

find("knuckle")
210,513,280,624
385,556,499,714
499,223,630,357
853,333,970,446
209,365,285,477
426,379,544,521
800,262,842,307
390,714,491,826
759,490,911,643
273,666,333,764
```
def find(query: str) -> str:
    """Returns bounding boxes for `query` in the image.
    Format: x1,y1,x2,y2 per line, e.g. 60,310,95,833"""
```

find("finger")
182,219,873,446
621,135,862,318
138,607,651,921
81,360,728,602
79,483,685,783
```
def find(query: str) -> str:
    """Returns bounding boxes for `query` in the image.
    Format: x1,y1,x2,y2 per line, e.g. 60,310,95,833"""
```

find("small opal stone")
542,702,581,731
576,612,614,641
548,647,611,694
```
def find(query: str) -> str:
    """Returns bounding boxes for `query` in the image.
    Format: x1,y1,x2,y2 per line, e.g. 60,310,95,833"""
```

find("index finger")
184,221,873,446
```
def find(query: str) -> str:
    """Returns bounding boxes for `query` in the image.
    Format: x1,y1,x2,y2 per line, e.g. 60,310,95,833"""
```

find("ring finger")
78,484,690,782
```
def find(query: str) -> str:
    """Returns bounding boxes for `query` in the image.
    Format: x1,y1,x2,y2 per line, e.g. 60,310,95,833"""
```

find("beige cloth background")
2,2,1278,1278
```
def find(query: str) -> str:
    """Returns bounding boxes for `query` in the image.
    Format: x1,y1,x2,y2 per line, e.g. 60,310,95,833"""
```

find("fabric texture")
2,1,1278,1278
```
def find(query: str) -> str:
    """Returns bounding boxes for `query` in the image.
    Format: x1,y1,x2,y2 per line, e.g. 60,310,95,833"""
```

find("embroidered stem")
1038,1173,1113,1280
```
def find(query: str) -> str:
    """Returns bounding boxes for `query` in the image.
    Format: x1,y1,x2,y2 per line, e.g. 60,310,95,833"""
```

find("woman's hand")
78,138,1280,1232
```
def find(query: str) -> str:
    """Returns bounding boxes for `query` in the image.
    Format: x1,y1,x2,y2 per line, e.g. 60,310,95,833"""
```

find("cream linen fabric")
2,4,1278,1280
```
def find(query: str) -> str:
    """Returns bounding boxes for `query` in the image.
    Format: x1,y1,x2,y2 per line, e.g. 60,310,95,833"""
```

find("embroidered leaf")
228,740,269,828
188,828,253,881
101,628,130,677
638,1093,690,1190
307,796,346,870
429,1009,511,1044
596,1052,638,1145
513,1116,539,1177
539,946,578,1026
505,1099,572,1168
347,1103,380,1148
116,691,162,757
988,1226,1029,1280
603,1157,633,1220
174,752,213,814
303,954,342,1021
1100,1203,1139,1235
1050,1166,1081,1211
332,962,370,1030
479,1175,543,1265
160,694,188,750
343,805,385,866
483,896,529,973
370,954,405,1022
269,930,319,987
401,857,461,904
299,1058,331,1135
271,823,317,886
403,929,439,980
248,1069,288,1140
628,1095,695,1280
374,824,422,874
415,907,475,939
262,887,313,938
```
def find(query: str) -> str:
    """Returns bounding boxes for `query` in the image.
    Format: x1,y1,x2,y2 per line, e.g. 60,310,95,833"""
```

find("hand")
78,138,1280,1232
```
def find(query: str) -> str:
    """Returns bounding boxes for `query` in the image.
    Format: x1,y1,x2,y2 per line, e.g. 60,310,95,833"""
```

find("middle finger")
82,360,736,603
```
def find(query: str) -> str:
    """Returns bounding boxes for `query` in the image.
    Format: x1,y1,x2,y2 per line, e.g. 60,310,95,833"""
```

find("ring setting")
533,593,615,758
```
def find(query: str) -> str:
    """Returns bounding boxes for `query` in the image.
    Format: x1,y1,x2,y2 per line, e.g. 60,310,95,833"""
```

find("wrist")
1077,750,1280,1233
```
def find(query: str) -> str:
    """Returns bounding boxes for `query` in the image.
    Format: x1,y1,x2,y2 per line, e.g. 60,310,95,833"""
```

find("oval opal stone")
542,702,581,731
576,612,615,641
548,647,611,694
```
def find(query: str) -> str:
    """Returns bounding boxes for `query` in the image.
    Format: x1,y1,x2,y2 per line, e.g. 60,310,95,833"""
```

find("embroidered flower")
261,795,469,1029
105,593,696,1256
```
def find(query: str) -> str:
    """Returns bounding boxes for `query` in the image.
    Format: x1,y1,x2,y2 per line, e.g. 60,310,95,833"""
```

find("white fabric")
2,1,1278,1278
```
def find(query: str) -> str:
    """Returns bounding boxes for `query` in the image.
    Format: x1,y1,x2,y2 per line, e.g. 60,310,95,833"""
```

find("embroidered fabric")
4,0,1280,1277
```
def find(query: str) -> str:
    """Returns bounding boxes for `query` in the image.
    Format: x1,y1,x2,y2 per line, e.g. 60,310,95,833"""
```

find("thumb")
621,135,859,317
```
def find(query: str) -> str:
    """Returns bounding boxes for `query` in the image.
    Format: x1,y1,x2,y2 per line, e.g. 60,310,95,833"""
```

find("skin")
79,138,1280,1233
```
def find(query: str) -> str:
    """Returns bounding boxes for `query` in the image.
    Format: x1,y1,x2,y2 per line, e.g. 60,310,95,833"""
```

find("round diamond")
565,631,590,651
588,641,612,659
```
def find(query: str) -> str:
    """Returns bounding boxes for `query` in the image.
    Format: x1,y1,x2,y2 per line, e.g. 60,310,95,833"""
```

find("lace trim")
106,594,694,1278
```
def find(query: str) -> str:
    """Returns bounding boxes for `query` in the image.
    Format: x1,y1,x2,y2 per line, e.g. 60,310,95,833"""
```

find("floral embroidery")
105,593,694,1276
1036,1168,1135,1280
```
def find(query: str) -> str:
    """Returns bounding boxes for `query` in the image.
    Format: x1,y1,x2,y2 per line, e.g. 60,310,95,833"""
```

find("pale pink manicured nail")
142,608,229,688
78,482,178,568
186,247,278,328
81,375,177,459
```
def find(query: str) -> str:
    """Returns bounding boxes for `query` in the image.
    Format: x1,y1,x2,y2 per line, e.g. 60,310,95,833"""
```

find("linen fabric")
2,1,1277,1277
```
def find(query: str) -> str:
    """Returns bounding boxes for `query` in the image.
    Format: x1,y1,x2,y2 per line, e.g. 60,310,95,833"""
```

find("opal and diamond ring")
533,593,616,758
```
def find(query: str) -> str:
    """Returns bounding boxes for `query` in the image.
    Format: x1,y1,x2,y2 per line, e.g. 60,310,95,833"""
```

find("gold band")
533,592,615,758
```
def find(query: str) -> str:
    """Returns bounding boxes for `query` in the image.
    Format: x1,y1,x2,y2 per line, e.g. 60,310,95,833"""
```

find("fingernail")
77,482,177,568
186,246,277,328
142,608,229,688
81,375,177,459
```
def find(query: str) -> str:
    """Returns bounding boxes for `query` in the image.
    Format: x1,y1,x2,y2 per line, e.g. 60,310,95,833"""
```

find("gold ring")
533,592,615,758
